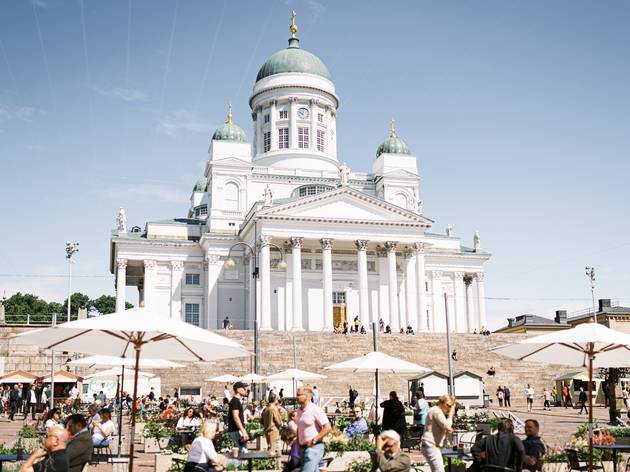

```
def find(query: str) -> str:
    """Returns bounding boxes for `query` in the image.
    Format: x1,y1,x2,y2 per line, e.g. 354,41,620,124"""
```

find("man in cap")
227,381,249,452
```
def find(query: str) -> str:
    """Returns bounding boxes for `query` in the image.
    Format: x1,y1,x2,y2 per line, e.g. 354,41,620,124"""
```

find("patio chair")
90,442,112,465
402,427,423,452
566,449,604,472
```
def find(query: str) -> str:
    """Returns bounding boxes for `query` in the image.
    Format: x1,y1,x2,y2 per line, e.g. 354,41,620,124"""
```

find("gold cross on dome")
390,117,396,137
290,10,298,38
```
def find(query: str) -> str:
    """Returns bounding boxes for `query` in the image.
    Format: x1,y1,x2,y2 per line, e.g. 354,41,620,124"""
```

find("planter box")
614,437,630,445
144,437,171,453
406,415,414,425
16,438,40,453
327,451,371,472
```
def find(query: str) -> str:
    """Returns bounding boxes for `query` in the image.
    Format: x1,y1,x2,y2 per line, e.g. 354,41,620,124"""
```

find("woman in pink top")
421,395,455,472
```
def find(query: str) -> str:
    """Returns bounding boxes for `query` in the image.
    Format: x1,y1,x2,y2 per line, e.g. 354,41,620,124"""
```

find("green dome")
376,122,412,157
256,38,331,82
212,122,248,143
193,176,208,192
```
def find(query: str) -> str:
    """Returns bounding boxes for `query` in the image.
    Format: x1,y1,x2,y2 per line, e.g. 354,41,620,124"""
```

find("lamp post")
585,267,597,324
65,242,79,323
224,241,286,386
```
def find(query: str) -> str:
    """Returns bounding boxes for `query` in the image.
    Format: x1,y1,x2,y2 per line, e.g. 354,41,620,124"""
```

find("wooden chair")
566,449,604,472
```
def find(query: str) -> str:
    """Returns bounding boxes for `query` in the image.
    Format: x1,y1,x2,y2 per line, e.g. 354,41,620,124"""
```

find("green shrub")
348,459,372,472
17,425,38,439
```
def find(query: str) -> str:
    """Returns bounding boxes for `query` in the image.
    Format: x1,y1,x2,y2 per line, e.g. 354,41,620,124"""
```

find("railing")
3,313,78,325
568,300,619,319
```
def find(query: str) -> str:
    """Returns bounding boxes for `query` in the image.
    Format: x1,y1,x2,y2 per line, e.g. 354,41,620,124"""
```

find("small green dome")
212,122,248,143
256,38,332,82
376,121,412,158
193,176,208,192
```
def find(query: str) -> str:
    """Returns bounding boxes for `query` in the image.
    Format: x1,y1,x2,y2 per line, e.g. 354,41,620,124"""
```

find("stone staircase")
0,327,567,407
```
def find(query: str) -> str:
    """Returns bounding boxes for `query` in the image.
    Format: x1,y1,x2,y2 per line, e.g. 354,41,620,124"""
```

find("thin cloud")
0,103,46,122
156,109,214,138
100,182,190,204
93,86,148,102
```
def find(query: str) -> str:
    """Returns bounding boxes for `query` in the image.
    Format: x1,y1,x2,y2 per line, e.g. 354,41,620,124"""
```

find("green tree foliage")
3,293,49,317
62,292,91,316
90,295,133,315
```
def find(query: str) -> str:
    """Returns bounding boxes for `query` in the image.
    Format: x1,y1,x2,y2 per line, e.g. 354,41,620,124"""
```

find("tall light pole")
585,267,597,324
65,242,79,323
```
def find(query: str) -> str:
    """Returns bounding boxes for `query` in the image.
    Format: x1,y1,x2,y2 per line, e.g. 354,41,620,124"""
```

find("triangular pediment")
209,157,251,167
381,169,418,179
257,187,432,226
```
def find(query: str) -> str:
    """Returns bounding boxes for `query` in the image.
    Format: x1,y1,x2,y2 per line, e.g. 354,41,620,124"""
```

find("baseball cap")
233,381,247,391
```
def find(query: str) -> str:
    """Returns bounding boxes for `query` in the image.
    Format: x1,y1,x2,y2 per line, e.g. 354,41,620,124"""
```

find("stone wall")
1,326,567,407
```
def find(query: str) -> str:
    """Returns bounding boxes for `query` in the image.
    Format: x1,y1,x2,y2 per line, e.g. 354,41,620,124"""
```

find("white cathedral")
110,15,490,333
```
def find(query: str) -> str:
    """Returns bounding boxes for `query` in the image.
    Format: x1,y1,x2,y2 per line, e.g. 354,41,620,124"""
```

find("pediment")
381,169,419,179
209,157,251,167
258,187,432,226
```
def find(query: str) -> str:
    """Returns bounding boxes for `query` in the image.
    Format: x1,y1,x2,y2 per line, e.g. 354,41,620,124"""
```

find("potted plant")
15,425,39,453
143,420,172,453
608,427,630,445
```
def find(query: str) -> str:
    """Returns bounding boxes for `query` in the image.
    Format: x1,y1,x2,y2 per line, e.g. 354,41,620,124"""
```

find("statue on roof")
338,162,350,186
117,207,127,233
446,224,453,237
263,185,273,206
474,230,481,251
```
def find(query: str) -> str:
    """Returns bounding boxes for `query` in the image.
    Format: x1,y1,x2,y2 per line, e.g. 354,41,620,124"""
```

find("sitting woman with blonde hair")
185,421,226,472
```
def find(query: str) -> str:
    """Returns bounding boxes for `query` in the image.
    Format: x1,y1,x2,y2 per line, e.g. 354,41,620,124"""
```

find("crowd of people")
333,317,417,335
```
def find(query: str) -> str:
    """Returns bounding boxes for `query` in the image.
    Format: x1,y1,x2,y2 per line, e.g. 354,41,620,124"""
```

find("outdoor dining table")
593,444,630,472
441,448,473,472
0,453,29,469
237,451,271,472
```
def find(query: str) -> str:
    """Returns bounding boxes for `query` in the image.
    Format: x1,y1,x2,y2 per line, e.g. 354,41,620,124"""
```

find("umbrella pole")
117,366,125,457
372,322,379,426
128,344,141,472
588,345,594,472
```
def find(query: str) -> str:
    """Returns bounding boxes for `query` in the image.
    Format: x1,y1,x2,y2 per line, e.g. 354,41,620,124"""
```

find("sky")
0,0,629,329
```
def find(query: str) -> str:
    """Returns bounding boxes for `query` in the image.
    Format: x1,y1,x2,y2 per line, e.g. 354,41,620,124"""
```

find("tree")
3,292,49,317
90,295,133,315
62,292,91,317
599,367,630,424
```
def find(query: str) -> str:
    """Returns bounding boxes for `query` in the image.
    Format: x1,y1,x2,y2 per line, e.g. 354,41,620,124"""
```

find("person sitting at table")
243,403,255,424
344,406,369,439
184,421,226,472
177,407,201,445
91,408,115,447
370,429,411,472
85,405,100,433
19,425,69,472
44,408,61,430
522,419,545,472
65,414,92,472
255,400,266,417
471,418,524,472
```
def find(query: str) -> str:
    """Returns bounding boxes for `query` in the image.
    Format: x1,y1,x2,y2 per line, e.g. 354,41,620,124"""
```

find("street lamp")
65,242,79,323
585,267,597,324
224,240,286,385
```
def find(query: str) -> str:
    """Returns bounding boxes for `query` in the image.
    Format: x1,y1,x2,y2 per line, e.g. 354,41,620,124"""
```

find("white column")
385,241,400,332
404,249,417,330
476,272,487,331
321,239,333,331
255,107,262,155
170,261,184,319
310,99,317,151
454,272,466,333
291,237,304,331
270,100,277,151
431,271,442,332
414,243,427,331
205,254,221,329
465,275,475,333
284,251,293,331
356,240,370,329
259,236,272,330
143,260,156,311
115,258,127,313
289,97,298,149
377,250,389,327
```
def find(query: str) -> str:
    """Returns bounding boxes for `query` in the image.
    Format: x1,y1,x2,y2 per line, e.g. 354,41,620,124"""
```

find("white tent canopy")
69,355,183,369
84,368,154,380
324,351,431,374
239,373,266,383
265,368,326,381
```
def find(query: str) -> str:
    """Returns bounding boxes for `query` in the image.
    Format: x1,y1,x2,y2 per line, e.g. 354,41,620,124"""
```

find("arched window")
392,193,408,209
292,184,334,198
224,182,240,210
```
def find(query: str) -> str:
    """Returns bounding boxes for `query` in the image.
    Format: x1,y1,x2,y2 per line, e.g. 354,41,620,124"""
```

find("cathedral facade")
110,17,490,333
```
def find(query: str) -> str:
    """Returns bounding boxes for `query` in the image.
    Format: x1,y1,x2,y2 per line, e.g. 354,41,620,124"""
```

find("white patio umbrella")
69,354,183,457
491,322,630,472
325,351,430,423
266,368,326,397
239,373,266,382
206,374,241,382
11,306,250,471
84,367,154,380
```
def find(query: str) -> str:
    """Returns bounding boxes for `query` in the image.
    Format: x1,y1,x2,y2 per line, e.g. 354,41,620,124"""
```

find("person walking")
227,382,250,453
413,393,429,435
380,391,407,441
525,384,535,413
421,395,455,472
348,385,358,409
262,393,282,457
542,389,551,411
28,384,38,421
496,387,505,407
9,384,20,421
296,386,331,472
504,385,512,408
578,387,588,414
311,386,320,405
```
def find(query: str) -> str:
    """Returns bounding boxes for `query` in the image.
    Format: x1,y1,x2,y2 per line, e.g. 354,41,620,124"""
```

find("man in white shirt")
525,384,535,413
69,385,79,400
28,385,38,420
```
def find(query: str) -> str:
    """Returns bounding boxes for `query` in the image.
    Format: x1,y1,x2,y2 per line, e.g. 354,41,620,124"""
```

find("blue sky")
1,0,629,329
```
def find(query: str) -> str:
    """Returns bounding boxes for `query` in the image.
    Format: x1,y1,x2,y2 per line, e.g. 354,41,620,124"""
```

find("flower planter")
327,451,371,472
144,437,171,453
614,437,630,445
16,438,40,453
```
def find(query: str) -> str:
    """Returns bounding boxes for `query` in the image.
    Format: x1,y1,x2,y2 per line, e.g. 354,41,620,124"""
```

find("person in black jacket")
578,388,588,414
65,414,92,472
471,418,524,472
9,384,20,421
380,391,407,440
